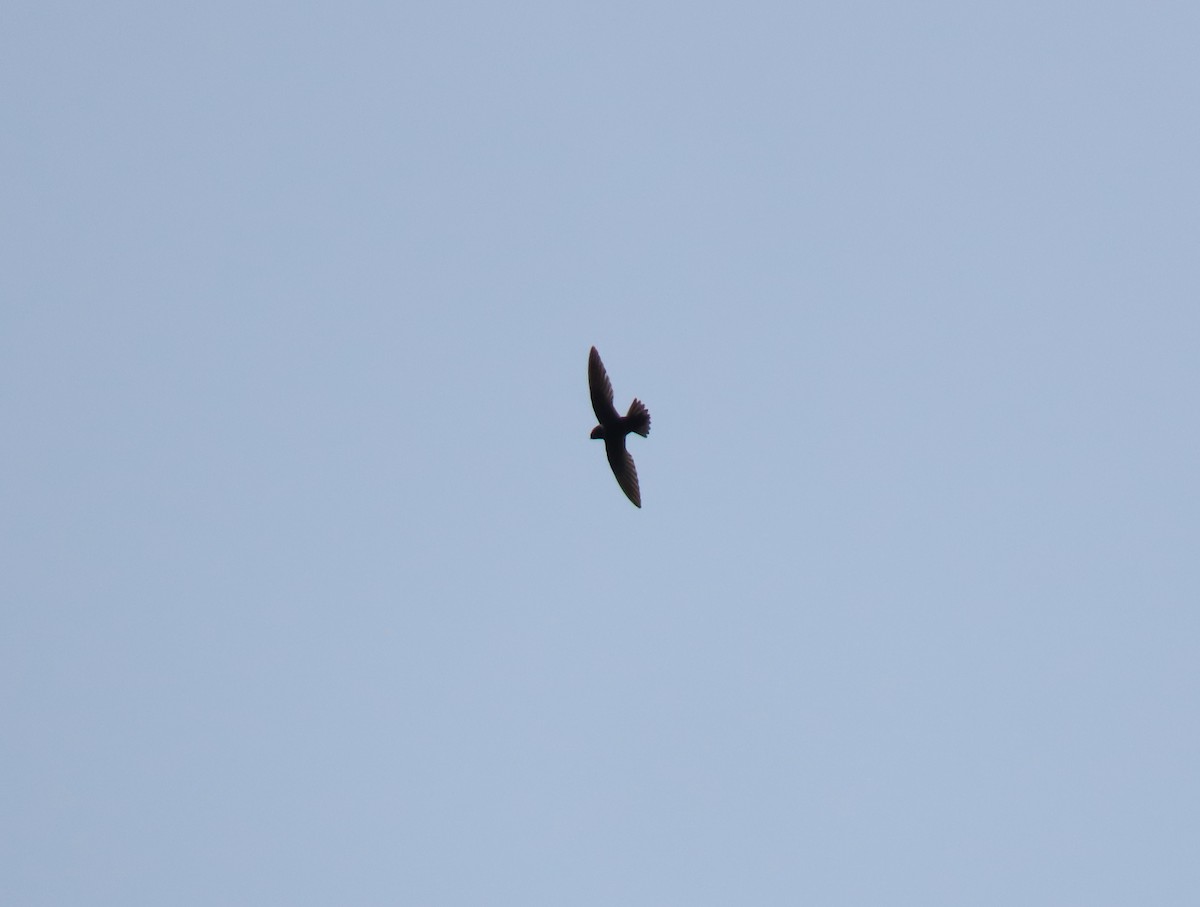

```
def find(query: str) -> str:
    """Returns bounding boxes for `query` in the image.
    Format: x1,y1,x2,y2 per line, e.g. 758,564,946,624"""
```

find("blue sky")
4,2,1198,904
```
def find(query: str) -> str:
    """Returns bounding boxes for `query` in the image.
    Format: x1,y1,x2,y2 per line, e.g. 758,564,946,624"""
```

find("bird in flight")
588,346,651,507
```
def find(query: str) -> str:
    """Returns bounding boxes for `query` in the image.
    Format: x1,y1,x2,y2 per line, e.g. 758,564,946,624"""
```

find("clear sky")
4,2,1198,904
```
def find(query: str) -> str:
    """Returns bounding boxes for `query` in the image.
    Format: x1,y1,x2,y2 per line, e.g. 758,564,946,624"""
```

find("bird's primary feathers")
588,346,650,507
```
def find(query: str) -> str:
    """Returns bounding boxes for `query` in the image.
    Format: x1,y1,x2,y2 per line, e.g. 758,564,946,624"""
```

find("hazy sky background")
4,2,1198,904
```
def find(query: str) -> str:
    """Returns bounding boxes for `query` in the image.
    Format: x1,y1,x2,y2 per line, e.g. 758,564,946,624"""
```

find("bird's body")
588,346,650,507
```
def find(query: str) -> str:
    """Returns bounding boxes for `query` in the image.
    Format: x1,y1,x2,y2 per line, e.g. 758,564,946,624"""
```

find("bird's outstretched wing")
605,439,641,508
588,346,620,425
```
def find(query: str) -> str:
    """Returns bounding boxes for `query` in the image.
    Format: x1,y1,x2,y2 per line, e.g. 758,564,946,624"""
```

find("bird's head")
589,425,604,440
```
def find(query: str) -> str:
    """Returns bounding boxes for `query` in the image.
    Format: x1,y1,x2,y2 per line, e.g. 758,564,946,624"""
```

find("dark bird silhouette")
588,346,650,507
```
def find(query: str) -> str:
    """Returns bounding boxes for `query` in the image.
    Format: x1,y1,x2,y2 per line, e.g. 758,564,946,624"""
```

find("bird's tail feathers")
626,399,651,437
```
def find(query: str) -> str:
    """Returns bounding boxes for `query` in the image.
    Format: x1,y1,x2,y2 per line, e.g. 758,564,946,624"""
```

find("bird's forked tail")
626,399,651,437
